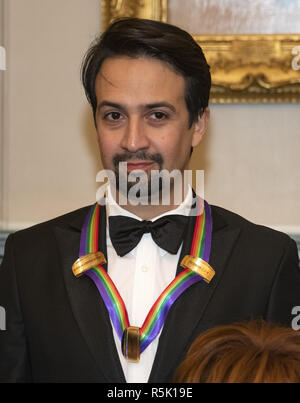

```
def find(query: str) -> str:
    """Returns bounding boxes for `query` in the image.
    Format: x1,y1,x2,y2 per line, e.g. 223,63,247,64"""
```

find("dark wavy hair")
81,18,211,128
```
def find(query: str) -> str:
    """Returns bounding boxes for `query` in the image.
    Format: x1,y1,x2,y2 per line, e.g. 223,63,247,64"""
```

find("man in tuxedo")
1,18,300,383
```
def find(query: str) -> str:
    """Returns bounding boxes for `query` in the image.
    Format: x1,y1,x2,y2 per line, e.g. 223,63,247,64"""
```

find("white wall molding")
269,226,300,235
0,221,38,232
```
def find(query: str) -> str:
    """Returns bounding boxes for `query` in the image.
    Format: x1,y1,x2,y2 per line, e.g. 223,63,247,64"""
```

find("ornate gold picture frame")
101,0,300,103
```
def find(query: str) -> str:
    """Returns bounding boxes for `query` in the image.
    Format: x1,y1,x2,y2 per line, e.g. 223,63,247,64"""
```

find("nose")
120,116,150,152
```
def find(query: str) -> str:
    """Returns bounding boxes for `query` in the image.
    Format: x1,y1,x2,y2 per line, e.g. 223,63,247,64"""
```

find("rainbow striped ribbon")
79,197,212,355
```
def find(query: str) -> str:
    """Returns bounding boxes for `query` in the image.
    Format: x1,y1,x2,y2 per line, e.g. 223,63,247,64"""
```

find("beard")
112,150,164,202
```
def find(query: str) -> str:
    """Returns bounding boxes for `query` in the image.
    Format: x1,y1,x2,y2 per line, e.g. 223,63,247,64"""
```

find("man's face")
94,56,208,197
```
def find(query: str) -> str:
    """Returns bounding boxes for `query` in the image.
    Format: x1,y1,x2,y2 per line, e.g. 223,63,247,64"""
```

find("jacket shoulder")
7,205,93,246
211,204,294,247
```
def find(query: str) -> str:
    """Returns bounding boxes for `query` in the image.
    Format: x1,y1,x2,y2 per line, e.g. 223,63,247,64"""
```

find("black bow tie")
108,215,189,257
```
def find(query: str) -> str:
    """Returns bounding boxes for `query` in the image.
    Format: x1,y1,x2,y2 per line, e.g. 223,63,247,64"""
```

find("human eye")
148,110,169,123
104,111,123,121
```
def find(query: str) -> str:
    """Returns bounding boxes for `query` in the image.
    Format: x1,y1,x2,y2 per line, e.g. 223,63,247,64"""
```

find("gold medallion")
181,255,215,283
72,251,107,277
122,326,141,363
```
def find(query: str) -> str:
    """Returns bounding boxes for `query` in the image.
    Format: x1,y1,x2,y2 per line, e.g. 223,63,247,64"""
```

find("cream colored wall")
190,104,300,229
1,0,101,229
0,0,299,231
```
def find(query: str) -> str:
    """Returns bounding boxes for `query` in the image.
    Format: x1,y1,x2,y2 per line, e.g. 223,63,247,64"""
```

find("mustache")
113,151,163,168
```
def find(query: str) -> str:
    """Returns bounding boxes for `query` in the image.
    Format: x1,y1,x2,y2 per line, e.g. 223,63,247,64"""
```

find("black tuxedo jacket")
0,203,300,383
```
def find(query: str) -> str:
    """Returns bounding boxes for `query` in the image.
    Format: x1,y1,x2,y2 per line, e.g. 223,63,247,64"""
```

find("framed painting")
101,0,300,103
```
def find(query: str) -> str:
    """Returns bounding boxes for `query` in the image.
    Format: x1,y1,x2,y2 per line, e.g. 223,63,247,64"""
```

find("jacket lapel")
148,205,241,382
53,205,126,383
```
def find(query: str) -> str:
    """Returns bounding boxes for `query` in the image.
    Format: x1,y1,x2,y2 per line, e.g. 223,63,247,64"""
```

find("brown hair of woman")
174,320,300,383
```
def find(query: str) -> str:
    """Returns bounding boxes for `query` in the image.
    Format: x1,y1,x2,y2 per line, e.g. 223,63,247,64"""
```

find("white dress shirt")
106,184,194,383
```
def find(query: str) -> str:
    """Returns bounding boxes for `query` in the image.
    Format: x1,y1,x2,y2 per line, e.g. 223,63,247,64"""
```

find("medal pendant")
122,326,141,363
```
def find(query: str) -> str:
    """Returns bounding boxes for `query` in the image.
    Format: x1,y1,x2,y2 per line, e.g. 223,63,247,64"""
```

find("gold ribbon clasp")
72,252,107,277
181,255,215,283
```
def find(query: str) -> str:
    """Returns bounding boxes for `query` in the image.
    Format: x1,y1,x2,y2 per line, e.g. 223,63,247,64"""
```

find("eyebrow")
97,101,176,113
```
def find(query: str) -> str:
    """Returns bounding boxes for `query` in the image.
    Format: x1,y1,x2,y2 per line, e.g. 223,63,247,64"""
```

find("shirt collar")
106,183,193,219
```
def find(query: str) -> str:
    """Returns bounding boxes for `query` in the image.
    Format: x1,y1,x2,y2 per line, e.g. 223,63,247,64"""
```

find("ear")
191,108,210,147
